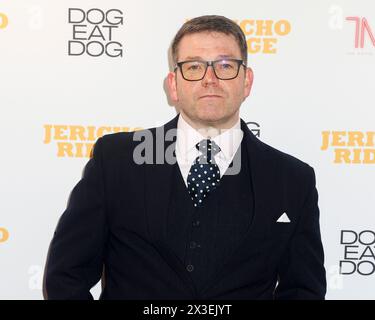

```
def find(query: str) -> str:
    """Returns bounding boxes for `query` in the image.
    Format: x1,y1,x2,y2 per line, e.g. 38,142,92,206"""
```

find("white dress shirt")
175,114,244,188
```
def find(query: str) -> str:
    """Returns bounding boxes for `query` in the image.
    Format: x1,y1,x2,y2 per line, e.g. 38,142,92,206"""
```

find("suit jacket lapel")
201,119,282,295
144,114,178,244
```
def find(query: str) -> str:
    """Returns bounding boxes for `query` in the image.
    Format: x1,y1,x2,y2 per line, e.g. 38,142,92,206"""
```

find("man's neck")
179,112,239,138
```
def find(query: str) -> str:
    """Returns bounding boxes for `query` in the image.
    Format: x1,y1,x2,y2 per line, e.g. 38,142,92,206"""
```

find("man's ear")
167,71,179,102
243,67,254,100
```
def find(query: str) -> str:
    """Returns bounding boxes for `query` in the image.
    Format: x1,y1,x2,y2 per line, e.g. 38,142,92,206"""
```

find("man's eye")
220,63,234,69
188,64,202,71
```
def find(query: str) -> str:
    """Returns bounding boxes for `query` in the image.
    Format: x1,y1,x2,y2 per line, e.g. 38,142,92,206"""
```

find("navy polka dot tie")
187,139,221,207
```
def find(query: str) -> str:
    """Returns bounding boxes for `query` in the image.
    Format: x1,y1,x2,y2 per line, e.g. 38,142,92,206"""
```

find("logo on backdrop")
321,131,375,164
0,12,8,29
346,17,375,50
246,121,261,137
235,19,292,54
184,18,291,54
68,8,124,57
43,124,142,158
340,230,375,276
0,227,9,243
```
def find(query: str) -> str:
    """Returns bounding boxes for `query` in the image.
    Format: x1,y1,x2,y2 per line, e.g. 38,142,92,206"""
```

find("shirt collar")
211,119,243,161
176,113,243,161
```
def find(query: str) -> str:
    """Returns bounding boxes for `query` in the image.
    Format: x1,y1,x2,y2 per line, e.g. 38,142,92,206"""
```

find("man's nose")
202,65,219,86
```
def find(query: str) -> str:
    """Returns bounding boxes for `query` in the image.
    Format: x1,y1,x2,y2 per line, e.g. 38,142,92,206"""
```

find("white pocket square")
277,212,290,223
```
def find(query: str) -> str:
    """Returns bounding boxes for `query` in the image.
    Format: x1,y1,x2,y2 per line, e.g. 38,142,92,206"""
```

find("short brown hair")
171,15,248,65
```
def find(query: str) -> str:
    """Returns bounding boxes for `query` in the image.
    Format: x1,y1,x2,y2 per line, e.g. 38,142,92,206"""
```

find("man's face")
168,31,253,129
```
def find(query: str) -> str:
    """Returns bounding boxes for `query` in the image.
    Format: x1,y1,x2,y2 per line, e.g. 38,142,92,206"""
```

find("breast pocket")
269,209,296,236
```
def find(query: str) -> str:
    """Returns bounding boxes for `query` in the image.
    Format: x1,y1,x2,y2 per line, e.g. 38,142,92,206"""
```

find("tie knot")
195,139,221,157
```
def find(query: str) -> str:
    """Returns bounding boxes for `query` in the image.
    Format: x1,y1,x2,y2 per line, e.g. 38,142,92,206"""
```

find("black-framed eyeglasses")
174,59,246,81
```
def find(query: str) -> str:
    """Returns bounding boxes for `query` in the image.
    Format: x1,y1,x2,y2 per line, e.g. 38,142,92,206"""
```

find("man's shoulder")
255,137,314,177
99,127,158,148
251,139,317,201
86,128,139,162
97,116,179,154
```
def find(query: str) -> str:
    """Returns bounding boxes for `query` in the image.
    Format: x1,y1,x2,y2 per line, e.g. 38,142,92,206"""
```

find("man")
44,15,326,299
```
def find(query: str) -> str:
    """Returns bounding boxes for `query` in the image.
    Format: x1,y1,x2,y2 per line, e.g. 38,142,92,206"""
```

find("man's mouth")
199,94,222,99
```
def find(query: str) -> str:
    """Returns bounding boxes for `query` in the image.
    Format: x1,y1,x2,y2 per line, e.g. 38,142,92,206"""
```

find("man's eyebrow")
183,55,204,60
182,54,237,61
216,54,237,59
